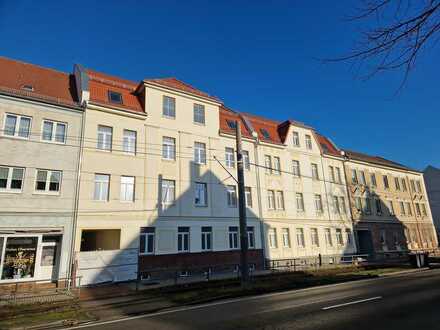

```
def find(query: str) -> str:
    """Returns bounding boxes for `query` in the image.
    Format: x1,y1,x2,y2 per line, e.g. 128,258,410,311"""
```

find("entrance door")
39,236,61,281
357,230,374,256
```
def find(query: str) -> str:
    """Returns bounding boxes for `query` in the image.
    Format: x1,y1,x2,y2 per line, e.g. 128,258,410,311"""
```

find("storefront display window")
1,237,38,280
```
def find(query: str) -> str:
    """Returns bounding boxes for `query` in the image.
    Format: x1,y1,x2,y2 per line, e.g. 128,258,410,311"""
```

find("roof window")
260,128,271,139
21,84,34,92
226,120,237,130
108,90,123,104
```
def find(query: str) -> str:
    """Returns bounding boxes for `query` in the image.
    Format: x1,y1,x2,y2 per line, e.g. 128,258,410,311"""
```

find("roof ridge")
0,56,70,77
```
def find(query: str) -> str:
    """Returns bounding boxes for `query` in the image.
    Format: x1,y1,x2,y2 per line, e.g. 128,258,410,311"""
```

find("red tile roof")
344,150,416,172
240,112,284,145
316,133,341,157
144,77,221,103
219,106,254,139
0,56,79,108
87,69,145,113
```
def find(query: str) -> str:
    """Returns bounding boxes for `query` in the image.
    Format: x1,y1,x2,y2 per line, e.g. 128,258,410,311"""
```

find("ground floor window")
80,229,121,251
140,227,155,255
1,236,38,280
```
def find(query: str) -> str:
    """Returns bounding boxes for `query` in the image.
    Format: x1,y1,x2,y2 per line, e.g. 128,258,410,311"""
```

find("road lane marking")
322,296,382,310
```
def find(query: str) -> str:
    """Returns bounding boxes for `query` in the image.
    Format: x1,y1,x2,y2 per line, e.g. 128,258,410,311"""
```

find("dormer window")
260,128,270,140
226,120,237,130
22,84,34,92
108,91,123,104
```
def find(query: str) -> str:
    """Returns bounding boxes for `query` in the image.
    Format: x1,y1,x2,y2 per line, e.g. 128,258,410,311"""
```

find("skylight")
108,90,123,104
260,128,270,139
21,84,34,92
226,120,237,130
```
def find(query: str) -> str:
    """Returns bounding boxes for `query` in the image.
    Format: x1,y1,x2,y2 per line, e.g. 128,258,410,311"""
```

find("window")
325,228,333,246
273,157,281,175
162,179,175,206
247,227,255,248
296,228,305,247
123,130,137,154
410,180,416,192
388,200,395,215
260,128,270,139
375,198,382,215
399,201,406,215
194,142,206,164
193,103,205,124
108,90,122,104
311,163,319,180
371,173,377,187
282,228,290,248
229,226,239,249
195,182,207,206
406,202,413,216
94,174,110,201
242,150,250,170
393,231,399,248
292,131,300,147
296,193,305,212
421,203,427,216
355,197,362,211
225,147,235,168
4,113,31,138
226,119,237,129
245,187,253,207
292,160,301,177
415,203,421,216
227,185,237,207
310,228,319,246
314,194,323,213
379,230,386,246
339,197,347,214
201,227,212,251
359,171,366,185
363,198,371,214
97,125,112,151
267,190,275,210
276,191,285,210
394,177,401,190
336,229,343,245
383,175,389,189
329,166,335,182
0,166,24,191
416,181,422,193
268,228,277,248
351,169,358,184
163,96,176,118
335,167,342,183
140,227,155,254
402,178,407,191
346,229,353,245
177,227,190,252
333,196,340,214
35,169,61,193
264,155,272,174
42,120,66,143
120,176,135,202
305,134,313,150
162,137,176,160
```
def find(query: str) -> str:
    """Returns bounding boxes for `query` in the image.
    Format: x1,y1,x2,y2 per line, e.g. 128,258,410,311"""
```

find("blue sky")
0,0,438,170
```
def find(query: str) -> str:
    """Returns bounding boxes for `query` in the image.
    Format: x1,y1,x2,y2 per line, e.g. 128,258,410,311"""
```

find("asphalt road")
68,269,440,330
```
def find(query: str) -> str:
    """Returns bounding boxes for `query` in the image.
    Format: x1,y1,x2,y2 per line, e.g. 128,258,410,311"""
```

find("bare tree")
327,0,440,88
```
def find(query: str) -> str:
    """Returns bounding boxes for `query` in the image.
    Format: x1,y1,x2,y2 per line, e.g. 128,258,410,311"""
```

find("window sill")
162,158,176,162
195,204,208,208
139,252,155,256
33,191,61,196
193,121,206,126
162,115,176,120
0,189,22,194
40,139,66,145
1,134,30,141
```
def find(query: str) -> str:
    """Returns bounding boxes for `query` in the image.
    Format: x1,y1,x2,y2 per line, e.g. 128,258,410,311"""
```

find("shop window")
80,229,120,251
1,237,38,280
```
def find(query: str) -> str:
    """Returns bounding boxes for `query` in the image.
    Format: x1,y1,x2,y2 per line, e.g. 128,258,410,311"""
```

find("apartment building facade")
423,166,440,242
0,57,83,284
343,151,437,257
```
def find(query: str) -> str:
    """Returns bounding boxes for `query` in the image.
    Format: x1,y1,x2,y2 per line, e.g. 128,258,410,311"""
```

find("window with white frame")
229,226,239,249
296,228,305,247
314,194,323,213
245,186,253,207
123,129,136,154
120,176,135,202
194,142,206,164
421,203,427,216
177,227,190,252
410,179,416,192
201,226,212,251
195,182,207,206
406,202,412,216
351,169,358,184
275,190,285,210
416,181,422,193
311,163,319,180
140,227,155,254
162,136,176,160
305,134,312,150
359,171,366,185
35,169,62,193
400,201,406,215
161,179,175,206
383,175,389,189
193,103,205,124
225,147,235,168
310,228,319,246
268,228,277,248
247,226,255,248
264,155,272,174
329,166,335,182
394,177,401,190
375,198,382,215
339,196,346,213
333,195,340,214
371,173,377,187
94,174,110,201
335,167,342,183
4,113,31,138
346,229,353,245
336,229,343,245
42,120,66,143
273,157,281,175
292,131,300,147
163,96,176,118
227,185,237,207
292,160,301,177
97,125,112,151
242,150,250,170
415,203,421,216
296,193,305,212
267,190,275,210
282,228,290,248
388,200,395,215
325,228,332,246
401,178,407,191
0,166,24,191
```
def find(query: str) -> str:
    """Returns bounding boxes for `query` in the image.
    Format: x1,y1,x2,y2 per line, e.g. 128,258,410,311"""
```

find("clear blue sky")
0,0,438,170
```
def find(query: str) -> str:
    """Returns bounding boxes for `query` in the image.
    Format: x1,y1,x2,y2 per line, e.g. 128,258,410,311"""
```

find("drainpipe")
253,135,266,267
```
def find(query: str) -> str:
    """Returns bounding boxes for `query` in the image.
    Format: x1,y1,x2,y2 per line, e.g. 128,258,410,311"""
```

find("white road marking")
322,296,383,310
